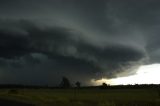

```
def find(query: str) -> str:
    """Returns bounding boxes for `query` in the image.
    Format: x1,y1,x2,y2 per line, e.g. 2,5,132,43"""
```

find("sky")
0,0,160,86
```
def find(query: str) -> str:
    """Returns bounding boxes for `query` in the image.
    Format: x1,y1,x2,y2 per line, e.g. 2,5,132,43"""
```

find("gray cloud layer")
0,0,159,85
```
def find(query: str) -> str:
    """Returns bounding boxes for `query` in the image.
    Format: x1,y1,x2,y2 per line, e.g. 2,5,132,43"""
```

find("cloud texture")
0,0,159,85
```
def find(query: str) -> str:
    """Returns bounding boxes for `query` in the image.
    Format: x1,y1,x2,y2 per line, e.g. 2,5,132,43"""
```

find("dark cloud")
0,0,160,85
0,20,146,85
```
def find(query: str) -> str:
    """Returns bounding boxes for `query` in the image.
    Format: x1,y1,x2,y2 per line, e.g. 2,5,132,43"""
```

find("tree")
75,81,81,88
59,77,71,88
100,82,108,89
102,83,108,87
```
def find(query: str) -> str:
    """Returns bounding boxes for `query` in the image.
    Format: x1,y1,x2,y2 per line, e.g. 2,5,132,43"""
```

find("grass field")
0,88,160,106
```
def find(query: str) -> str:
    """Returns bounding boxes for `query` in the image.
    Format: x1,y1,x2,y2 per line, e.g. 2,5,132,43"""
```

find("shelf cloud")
0,0,159,85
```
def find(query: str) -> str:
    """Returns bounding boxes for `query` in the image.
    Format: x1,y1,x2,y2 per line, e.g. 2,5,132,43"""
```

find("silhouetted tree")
100,82,108,89
59,77,71,88
75,81,81,88
102,83,108,86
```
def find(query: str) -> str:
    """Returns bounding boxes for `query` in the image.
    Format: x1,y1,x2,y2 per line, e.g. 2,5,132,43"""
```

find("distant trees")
100,82,109,89
102,83,108,87
59,77,71,88
75,81,81,88
59,76,82,89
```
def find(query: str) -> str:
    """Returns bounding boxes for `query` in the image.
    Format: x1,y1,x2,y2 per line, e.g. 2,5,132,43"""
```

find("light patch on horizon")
92,64,160,85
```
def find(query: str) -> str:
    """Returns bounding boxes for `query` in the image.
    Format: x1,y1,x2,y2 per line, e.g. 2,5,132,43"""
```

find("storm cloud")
0,0,159,85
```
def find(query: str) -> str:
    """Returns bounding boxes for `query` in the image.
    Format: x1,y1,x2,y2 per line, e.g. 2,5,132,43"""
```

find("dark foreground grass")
0,88,160,106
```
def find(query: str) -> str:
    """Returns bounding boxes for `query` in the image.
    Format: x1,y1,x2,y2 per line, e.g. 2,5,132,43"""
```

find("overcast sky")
0,0,160,86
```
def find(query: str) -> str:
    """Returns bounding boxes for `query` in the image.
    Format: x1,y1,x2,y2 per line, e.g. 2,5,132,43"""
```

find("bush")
8,89,19,94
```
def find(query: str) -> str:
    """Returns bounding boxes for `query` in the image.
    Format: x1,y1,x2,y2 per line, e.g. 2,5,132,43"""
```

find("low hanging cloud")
0,20,146,85
0,0,160,85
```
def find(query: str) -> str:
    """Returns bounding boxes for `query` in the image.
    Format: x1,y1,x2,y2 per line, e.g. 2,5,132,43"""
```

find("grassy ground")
0,88,160,106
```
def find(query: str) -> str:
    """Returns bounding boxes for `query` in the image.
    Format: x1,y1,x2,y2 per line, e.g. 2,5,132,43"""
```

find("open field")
0,88,160,106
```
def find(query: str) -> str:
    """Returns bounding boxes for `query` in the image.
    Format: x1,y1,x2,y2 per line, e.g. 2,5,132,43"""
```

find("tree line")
0,76,160,89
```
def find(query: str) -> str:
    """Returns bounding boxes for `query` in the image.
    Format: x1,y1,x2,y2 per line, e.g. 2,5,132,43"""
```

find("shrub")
8,89,19,94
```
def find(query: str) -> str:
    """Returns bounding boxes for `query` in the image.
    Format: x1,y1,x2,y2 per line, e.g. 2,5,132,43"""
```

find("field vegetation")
0,87,160,106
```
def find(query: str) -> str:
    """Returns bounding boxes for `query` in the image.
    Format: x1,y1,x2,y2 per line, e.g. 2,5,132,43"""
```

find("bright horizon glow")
92,64,160,85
